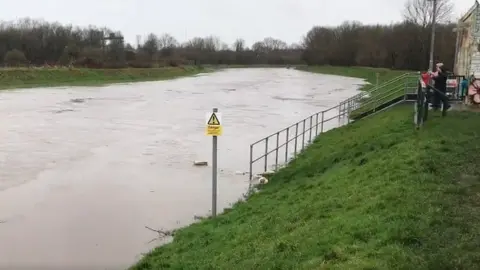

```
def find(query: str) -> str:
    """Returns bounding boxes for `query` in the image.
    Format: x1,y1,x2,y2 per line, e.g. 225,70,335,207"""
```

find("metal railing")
415,80,451,128
248,72,420,180
248,103,349,181
338,72,419,116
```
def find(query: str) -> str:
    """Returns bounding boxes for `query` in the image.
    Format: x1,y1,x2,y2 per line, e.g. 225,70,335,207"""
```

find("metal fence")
248,72,420,180
248,103,349,180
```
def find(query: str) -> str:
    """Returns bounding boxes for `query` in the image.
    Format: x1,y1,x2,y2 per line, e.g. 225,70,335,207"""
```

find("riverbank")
296,66,408,91
131,99,480,267
0,66,208,90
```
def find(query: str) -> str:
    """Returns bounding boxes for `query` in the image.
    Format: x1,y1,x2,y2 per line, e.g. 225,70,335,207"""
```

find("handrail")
248,72,421,180
342,73,418,104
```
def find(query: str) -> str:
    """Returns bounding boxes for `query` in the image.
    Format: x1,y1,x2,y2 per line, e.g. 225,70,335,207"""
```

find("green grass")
0,66,208,89
131,105,480,269
297,66,409,91
298,66,418,118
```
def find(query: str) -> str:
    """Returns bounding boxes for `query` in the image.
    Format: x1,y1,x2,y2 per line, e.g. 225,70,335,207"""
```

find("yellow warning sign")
205,112,222,136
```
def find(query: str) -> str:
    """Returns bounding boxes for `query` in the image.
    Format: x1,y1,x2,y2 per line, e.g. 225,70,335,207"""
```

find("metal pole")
275,132,279,170
212,108,218,217
302,119,306,150
338,103,341,120
285,128,289,163
428,0,437,71
321,111,324,133
249,144,253,181
264,137,269,172
315,113,319,136
294,123,298,156
309,116,313,143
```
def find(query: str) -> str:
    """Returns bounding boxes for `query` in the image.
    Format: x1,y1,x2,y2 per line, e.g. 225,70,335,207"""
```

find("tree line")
0,0,457,71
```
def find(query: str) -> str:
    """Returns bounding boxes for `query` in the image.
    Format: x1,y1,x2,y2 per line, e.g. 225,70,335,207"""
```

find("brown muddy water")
0,68,363,269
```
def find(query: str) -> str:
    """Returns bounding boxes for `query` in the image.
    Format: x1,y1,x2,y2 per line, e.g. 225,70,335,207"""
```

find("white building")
455,1,480,76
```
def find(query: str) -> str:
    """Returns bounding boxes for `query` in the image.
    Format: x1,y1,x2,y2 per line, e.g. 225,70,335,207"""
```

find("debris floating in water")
193,161,208,166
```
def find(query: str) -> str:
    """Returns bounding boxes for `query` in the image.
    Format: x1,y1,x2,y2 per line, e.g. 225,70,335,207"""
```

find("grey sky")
0,0,475,46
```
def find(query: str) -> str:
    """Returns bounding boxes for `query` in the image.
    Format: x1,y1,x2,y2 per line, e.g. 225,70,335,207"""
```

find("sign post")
205,108,222,217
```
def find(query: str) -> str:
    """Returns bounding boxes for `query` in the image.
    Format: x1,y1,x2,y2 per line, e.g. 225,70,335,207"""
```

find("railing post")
285,128,289,163
275,132,279,170
249,144,253,181
302,119,306,150
294,123,298,156
264,137,269,172
338,102,342,120
309,116,313,143
347,99,351,124
315,112,319,136
321,111,324,133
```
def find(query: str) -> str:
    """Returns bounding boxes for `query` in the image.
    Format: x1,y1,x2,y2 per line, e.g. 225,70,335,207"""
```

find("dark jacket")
433,70,448,92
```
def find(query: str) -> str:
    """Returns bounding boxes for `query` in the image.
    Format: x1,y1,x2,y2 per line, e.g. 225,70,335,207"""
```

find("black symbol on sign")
207,113,220,125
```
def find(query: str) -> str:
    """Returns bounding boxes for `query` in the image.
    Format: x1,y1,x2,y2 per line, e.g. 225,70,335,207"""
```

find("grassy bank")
0,66,208,89
296,66,408,91
132,104,480,269
298,66,418,119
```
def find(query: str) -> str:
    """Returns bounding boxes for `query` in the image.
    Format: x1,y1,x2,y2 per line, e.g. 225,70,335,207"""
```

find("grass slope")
298,66,417,118
132,105,480,269
296,66,408,91
0,66,207,90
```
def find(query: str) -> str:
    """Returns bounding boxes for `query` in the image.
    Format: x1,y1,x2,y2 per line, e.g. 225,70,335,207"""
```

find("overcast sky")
0,0,475,46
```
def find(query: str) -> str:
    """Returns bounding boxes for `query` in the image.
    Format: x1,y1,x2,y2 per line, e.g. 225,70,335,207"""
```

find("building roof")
460,1,479,22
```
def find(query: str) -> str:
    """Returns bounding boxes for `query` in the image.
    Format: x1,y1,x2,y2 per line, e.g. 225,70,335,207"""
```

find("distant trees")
4,49,26,66
0,13,457,71
302,20,456,70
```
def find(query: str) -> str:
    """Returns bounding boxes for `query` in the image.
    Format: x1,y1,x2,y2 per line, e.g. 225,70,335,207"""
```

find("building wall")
470,5,480,76
454,2,480,77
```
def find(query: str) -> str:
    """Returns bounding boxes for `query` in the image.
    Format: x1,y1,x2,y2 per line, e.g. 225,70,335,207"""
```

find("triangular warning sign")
207,113,220,125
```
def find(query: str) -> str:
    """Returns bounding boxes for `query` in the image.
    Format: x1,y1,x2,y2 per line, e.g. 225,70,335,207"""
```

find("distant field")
0,66,207,89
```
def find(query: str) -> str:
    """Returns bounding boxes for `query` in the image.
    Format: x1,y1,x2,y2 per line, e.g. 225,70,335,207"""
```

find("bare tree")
157,33,178,49
203,36,221,51
262,37,288,51
403,0,454,27
233,38,245,52
142,33,159,56
220,42,230,51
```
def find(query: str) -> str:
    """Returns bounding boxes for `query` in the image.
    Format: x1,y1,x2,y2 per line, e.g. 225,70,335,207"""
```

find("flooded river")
0,68,363,269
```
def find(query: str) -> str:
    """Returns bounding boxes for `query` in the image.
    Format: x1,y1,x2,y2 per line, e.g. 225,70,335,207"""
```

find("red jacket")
421,73,431,86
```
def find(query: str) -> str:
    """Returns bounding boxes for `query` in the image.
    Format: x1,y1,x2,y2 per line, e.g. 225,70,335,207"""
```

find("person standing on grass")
430,63,451,113
461,77,469,100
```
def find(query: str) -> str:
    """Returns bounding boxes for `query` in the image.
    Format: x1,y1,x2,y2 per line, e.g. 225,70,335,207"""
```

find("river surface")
0,68,363,270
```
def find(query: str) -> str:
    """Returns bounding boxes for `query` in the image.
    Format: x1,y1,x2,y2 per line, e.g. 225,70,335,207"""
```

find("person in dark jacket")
431,63,450,114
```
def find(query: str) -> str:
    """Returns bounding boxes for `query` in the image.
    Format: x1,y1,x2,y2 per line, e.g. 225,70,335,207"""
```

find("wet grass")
298,66,417,118
131,104,480,269
0,66,208,90
297,66,408,91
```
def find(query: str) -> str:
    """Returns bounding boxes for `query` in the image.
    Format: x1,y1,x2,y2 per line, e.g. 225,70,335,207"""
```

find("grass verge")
297,66,418,119
131,104,480,269
0,66,208,90
296,66,408,91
